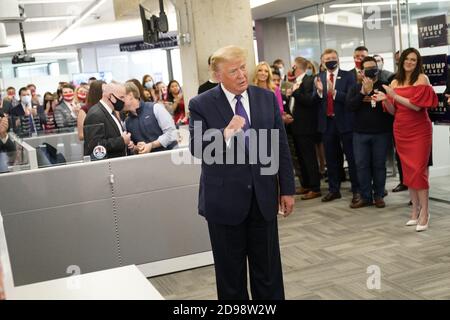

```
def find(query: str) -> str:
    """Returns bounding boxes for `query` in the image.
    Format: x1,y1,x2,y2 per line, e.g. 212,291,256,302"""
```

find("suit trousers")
323,117,359,194
207,190,284,300
293,134,321,192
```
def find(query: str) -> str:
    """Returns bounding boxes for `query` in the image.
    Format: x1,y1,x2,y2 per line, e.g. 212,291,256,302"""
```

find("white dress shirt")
221,83,251,147
0,134,8,144
100,100,124,134
221,83,251,124
318,68,339,99
295,73,306,85
153,103,178,148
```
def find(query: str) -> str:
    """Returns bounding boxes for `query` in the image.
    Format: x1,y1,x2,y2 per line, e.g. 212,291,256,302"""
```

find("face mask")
110,94,125,112
77,92,87,101
63,93,74,102
325,60,338,71
278,67,285,76
305,69,313,76
364,68,379,79
144,81,154,89
22,95,32,105
377,62,383,70
355,60,362,69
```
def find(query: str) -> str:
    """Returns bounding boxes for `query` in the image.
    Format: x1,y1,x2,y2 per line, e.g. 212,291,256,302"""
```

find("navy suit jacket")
314,69,356,134
189,85,295,226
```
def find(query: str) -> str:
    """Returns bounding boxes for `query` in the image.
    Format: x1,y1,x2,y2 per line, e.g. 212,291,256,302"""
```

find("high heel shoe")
416,213,430,232
406,206,421,226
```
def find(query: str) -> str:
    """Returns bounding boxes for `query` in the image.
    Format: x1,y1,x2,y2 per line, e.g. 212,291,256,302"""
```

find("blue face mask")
305,69,313,76
144,81,154,89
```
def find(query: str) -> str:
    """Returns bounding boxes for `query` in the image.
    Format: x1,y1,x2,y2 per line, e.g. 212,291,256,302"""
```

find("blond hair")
306,60,318,75
253,61,275,92
322,48,339,58
210,45,248,73
125,81,140,99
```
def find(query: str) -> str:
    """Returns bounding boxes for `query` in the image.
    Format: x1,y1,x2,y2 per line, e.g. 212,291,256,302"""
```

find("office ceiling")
252,0,324,20
3,0,322,38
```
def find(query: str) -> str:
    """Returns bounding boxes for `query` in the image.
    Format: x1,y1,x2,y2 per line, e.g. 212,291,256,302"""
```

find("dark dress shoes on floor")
301,191,322,200
296,187,311,195
350,199,373,209
392,183,408,192
321,192,342,202
374,198,386,208
352,193,361,204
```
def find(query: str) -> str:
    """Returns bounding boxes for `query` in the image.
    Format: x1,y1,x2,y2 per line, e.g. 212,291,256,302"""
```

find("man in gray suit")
54,84,79,130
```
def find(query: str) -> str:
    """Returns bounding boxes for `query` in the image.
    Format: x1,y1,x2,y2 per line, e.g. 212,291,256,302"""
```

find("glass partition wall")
284,0,446,73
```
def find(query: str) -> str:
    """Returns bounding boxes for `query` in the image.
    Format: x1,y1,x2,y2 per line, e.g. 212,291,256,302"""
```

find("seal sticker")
93,145,107,160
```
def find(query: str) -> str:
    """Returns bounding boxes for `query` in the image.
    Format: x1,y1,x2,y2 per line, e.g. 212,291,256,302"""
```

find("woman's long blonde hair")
253,61,275,92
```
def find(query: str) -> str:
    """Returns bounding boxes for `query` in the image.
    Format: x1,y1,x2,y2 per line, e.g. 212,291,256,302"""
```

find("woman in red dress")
373,48,438,232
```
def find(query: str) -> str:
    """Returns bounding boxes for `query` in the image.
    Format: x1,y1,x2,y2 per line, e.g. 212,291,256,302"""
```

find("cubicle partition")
0,148,212,286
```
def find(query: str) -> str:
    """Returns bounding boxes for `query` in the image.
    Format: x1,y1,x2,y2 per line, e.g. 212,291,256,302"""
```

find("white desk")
6,265,164,300
1,215,163,300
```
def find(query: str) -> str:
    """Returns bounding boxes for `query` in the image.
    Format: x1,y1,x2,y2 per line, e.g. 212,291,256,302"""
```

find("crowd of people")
0,76,187,163
255,46,437,233
0,45,444,300
0,46,440,230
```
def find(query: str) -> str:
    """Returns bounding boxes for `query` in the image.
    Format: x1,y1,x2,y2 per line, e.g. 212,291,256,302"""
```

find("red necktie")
327,73,334,116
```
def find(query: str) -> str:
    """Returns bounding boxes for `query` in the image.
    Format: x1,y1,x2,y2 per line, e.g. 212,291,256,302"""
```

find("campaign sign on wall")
422,54,447,86
417,14,448,48
429,93,450,125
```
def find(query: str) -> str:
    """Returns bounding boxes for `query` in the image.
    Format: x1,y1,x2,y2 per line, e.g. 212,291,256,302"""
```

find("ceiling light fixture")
25,15,77,22
18,0,92,4
250,0,276,9
0,23,9,47
0,0,26,22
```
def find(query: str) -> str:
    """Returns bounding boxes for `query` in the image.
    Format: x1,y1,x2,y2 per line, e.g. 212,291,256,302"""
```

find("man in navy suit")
189,46,295,300
314,48,360,204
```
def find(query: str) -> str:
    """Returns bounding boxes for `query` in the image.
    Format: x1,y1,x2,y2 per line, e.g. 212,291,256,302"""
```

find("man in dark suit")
314,48,359,204
349,46,369,84
198,55,219,94
9,87,44,136
189,45,295,300
290,57,322,200
83,83,132,160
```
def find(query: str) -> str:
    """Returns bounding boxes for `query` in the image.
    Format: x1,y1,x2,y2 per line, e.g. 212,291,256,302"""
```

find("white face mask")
22,95,32,105
377,62,384,70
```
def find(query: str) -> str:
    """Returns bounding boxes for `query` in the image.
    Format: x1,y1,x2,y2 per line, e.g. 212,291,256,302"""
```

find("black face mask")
325,60,338,70
110,94,125,112
364,68,379,79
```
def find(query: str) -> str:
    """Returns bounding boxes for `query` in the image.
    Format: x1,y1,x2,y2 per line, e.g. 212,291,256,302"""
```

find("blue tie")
235,95,250,149
235,95,250,131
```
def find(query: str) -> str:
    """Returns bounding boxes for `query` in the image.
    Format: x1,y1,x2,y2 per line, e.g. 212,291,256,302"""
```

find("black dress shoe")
352,193,361,204
321,192,342,202
392,183,408,193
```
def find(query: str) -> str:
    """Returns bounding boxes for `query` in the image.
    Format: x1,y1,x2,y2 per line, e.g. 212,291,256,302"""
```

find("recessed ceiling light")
25,15,77,22
250,0,276,9
18,0,92,4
